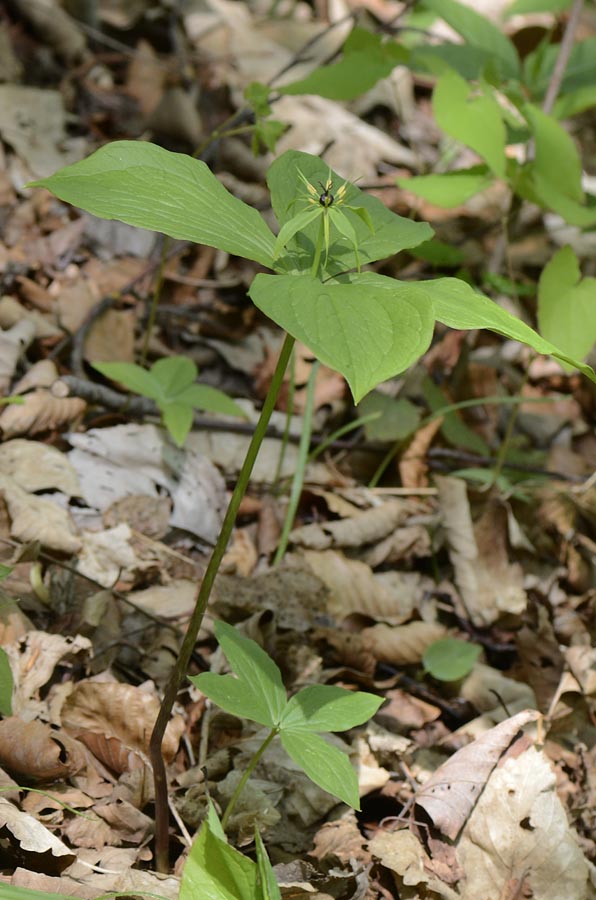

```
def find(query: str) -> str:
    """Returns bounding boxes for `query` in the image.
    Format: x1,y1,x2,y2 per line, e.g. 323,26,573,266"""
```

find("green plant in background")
92,356,246,447
423,637,482,681
191,621,383,814
0,564,13,717
29,138,595,876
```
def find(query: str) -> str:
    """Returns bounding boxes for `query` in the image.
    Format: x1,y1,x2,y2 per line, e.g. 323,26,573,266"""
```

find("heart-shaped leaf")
249,273,435,402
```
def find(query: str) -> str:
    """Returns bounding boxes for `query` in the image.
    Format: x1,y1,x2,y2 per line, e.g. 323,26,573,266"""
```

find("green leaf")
267,151,432,276
0,648,13,716
255,829,282,900
538,246,596,370
422,637,482,681
410,238,464,267
279,29,407,101
191,672,279,727
422,0,519,78
517,171,596,227
249,272,435,403
506,0,572,13
193,621,287,727
351,272,596,383
161,402,194,447
206,799,227,840
175,384,247,419
280,685,382,733
524,104,583,204
0,889,85,900
422,376,489,455
92,361,159,399
432,70,507,178
151,356,196,396
553,85,596,119
398,167,493,208
29,141,276,268
280,730,360,809
358,392,421,442
0,564,12,580
180,820,258,900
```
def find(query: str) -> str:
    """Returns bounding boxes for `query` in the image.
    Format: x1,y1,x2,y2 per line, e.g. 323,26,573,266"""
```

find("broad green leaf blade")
30,141,276,268
279,29,407,101
161,402,193,447
175,384,247,418
92,361,160,400
249,273,435,402
432,70,506,178
267,151,432,275
350,272,596,383
516,171,596,227
397,168,493,207
214,621,287,725
180,820,258,900
358,392,421,442
207,799,226,840
151,356,196,398
279,685,382,733
427,276,596,381
423,637,482,681
538,246,596,369
280,730,360,809
524,104,583,203
422,376,489,455
255,829,282,900
553,85,596,119
507,0,572,13
422,0,519,78
190,673,278,728
0,648,13,716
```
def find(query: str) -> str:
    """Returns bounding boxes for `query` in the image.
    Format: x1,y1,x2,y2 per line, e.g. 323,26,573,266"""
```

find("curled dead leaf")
0,390,86,439
290,499,413,550
0,320,36,394
363,621,447,665
415,709,540,841
0,718,86,781
61,682,184,770
0,474,81,553
0,439,81,495
0,797,75,873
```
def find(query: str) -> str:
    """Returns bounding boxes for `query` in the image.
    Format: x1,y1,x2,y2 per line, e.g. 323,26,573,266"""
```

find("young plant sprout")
273,168,374,275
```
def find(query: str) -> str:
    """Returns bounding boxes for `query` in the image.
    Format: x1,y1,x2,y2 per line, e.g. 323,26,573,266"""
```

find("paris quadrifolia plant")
28,140,596,881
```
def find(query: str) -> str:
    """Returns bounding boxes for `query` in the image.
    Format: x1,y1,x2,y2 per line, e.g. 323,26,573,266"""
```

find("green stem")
149,332,295,873
221,727,278,831
273,360,319,566
273,348,295,491
311,216,325,278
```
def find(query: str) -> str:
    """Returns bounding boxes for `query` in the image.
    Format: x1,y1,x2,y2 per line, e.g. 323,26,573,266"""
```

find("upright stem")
311,216,325,279
149,332,295,873
220,727,278,831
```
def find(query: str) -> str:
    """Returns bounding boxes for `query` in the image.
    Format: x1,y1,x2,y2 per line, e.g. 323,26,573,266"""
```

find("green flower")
273,168,374,274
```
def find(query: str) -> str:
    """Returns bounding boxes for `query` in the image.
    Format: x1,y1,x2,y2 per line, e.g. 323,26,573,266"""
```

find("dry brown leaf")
0,295,61,339
61,681,184,767
363,621,447,665
399,418,443,488
0,389,86,439
0,718,86,781
311,809,372,866
459,663,537,729
290,499,413,550
302,549,424,623
0,473,81,553
457,746,591,900
370,829,459,899
0,439,81,495
125,38,166,117
0,319,36,394
12,359,59,393
8,869,100,900
7,632,91,715
415,709,540,841
0,797,75,872
436,477,527,626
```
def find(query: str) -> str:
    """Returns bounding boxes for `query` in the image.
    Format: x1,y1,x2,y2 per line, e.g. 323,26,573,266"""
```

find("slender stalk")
311,216,325,279
273,360,319,566
272,349,295,490
221,727,278,831
149,332,295,873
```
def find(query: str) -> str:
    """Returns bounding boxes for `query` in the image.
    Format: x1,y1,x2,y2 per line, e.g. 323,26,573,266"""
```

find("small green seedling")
422,637,482,682
190,621,383,815
93,355,246,447
179,801,281,900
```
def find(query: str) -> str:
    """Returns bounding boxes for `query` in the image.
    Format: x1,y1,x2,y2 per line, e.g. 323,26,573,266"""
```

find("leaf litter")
0,2,596,899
